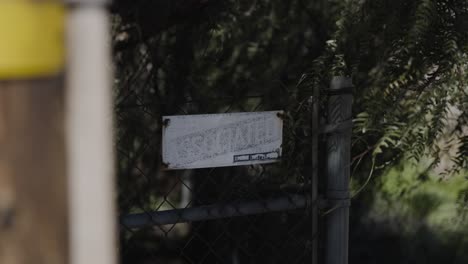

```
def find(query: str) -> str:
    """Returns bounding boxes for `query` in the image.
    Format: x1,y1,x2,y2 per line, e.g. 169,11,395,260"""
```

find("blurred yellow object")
0,1,64,79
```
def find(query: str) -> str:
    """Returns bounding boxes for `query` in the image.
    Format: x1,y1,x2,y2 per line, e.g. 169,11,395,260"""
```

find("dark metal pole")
325,77,353,264
311,87,320,264
121,194,309,228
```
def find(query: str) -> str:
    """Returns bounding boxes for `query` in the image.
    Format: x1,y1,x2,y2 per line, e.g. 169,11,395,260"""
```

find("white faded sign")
162,111,283,170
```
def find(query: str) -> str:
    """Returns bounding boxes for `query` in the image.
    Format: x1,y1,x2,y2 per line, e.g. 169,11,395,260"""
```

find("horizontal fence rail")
122,193,312,228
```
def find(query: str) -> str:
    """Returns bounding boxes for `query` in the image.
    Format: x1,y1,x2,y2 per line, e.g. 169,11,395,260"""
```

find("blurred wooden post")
325,77,353,264
65,0,117,264
0,1,67,264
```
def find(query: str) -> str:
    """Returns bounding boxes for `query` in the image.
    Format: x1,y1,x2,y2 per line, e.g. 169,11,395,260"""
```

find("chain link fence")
112,11,331,264
116,95,320,263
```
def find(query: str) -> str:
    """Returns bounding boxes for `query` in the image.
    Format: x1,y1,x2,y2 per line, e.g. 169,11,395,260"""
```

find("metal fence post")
311,86,320,264
325,76,353,264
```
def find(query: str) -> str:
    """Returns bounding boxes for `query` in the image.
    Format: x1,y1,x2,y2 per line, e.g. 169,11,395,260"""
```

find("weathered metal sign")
162,111,283,170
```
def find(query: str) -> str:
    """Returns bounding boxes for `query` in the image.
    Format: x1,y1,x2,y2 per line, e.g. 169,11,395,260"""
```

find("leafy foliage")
308,0,468,174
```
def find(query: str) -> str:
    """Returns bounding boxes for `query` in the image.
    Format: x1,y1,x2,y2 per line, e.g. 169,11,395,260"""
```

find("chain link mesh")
113,14,325,264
